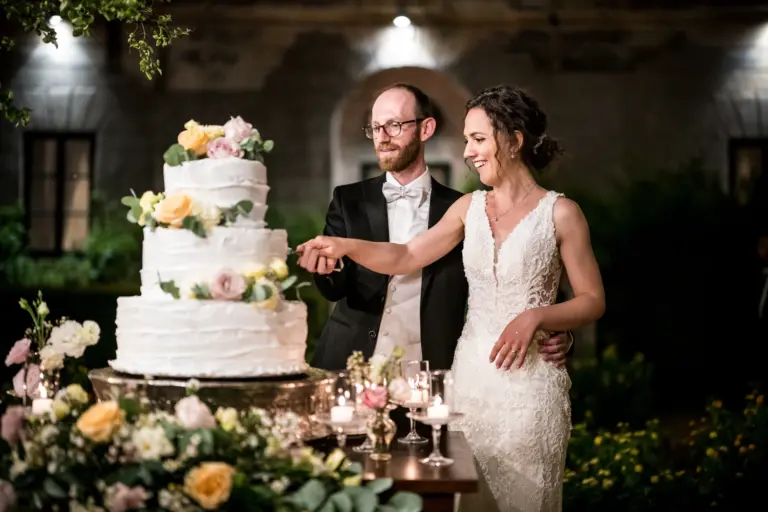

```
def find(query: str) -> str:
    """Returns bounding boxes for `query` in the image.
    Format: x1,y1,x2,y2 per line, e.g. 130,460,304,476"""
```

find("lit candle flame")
338,396,346,407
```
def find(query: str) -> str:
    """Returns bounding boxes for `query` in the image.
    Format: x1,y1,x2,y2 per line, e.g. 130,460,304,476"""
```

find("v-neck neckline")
482,190,552,266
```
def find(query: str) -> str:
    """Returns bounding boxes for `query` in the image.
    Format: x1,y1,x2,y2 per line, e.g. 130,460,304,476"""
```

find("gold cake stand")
88,367,337,441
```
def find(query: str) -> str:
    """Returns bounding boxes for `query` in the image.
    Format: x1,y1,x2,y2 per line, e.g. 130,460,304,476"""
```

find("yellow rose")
65,384,89,404
76,401,124,443
202,125,224,139
178,125,210,156
268,258,289,280
52,399,70,421
253,278,280,310
184,462,236,510
153,193,195,228
243,264,268,281
215,407,240,432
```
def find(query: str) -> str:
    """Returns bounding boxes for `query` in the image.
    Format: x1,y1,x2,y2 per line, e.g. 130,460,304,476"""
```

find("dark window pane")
29,214,57,251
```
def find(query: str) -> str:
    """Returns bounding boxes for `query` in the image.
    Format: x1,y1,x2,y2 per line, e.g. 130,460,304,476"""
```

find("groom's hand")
537,332,570,367
297,247,337,275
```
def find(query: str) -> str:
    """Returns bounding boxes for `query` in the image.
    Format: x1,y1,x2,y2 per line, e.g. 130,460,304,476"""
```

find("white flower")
368,354,388,384
192,200,221,229
36,301,49,317
388,377,412,403
174,396,216,430
131,426,174,461
39,346,64,371
215,407,240,432
80,321,100,346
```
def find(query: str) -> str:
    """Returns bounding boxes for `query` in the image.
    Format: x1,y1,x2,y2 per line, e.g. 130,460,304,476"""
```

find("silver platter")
88,367,337,441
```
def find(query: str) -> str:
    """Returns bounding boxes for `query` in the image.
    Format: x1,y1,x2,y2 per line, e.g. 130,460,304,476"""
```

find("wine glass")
397,360,430,444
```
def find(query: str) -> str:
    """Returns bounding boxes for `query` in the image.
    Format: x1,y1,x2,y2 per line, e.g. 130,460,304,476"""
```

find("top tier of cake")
164,158,269,227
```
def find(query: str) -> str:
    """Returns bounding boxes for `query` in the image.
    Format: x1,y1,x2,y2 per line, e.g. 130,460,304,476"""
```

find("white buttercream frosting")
112,297,308,378
140,226,289,297
164,158,269,226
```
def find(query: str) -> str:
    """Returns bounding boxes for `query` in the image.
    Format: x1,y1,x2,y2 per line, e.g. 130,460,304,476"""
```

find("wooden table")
312,431,479,511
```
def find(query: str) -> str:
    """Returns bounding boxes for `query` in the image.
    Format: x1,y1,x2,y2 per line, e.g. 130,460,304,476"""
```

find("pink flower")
1,406,25,445
0,480,16,512
361,386,388,409
207,137,244,159
174,395,216,429
5,338,31,366
209,269,247,301
107,483,148,512
12,364,41,399
223,115,255,143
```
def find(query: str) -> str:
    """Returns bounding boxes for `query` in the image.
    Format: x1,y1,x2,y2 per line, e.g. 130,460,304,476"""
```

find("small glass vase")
367,408,396,461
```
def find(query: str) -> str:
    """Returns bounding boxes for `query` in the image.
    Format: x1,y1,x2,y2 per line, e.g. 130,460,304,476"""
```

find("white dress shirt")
374,169,432,362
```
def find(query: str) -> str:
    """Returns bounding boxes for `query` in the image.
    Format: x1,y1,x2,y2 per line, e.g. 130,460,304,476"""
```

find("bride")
298,85,605,511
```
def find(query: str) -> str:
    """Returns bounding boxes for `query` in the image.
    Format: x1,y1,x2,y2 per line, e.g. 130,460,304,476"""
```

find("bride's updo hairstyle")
465,85,563,172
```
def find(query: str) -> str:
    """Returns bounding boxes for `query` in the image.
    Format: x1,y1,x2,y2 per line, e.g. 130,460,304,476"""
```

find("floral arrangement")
0,388,422,511
345,347,411,410
121,190,252,239
163,117,274,167
4,292,99,402
157,259,308,311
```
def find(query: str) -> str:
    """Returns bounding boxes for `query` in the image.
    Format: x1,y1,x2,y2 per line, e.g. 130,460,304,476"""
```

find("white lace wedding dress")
451,190,572,512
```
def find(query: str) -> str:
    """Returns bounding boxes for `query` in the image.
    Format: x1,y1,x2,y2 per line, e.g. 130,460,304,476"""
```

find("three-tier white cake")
111,117,308,378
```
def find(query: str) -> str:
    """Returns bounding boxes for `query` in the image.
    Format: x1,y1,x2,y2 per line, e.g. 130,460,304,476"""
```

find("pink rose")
0,480,16,512
209,269,247,301
12,364,41,399
206,137,244,159
174,395,216,429
361,386,388,409
107,483,147,512
1,406,25,445
223,115,255,143
5,338,31,366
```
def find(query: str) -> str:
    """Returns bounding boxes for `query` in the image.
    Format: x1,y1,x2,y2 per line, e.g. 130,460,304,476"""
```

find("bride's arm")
298,193,472,276
535,198,606,331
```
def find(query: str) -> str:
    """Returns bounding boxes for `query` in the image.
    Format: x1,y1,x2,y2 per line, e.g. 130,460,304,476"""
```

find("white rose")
193,200,221,229
48,321,88,358
132,425,174,460
215,407,240,432
268,258,289,280
79,320,100,346
174,396,216,430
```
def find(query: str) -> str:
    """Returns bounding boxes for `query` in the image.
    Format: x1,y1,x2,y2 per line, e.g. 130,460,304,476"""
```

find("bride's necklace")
491,183,536,222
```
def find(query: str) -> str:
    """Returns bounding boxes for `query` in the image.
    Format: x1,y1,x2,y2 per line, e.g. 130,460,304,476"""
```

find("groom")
301,83,571,373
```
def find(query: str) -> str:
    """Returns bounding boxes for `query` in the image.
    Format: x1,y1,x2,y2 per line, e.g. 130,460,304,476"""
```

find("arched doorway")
329,66,474,192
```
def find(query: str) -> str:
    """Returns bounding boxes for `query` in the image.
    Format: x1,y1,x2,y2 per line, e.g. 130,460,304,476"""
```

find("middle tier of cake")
140,226,288,297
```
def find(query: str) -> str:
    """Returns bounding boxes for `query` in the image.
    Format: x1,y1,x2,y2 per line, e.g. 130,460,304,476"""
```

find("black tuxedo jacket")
311,174,469,371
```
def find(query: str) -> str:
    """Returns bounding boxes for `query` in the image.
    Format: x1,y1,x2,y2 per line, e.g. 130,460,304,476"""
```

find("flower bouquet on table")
345,348,412,461
4,291,100,410
0,387,423,511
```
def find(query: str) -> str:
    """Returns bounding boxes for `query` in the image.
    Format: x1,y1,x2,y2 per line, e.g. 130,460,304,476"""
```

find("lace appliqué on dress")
451,190,572,512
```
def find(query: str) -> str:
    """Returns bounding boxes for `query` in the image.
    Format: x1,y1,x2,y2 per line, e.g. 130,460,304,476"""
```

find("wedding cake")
110,117,308,378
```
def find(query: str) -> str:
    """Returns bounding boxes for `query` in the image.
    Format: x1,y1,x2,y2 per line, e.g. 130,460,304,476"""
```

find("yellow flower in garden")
719,446,728,453
748,444,755,450
675,470,685,477
634,464,643,472
602,479,614,489
747,393,755,400
696,466,702,473
614,454,622,461
706,447,718,459
709,431,717,439
589,457,599,465
76,401,124,443
650,432,658,440
739,446,747,454
734,439,741,447
757,395,764,405
184,462,236,510
650,475,659,484
593,436,602,446
712,400,722,409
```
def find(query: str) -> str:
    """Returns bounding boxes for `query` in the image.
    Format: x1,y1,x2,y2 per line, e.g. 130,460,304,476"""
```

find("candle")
32,398,53,416
330,396,354,423
427,396,450,419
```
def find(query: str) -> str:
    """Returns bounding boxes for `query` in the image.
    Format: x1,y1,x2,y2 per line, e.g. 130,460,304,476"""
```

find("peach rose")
152,193,195,228
177,125,210,156
184,462,236,510
76,401,124,443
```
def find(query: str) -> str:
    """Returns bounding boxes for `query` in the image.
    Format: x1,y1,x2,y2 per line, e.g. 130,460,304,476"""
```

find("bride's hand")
296,236,350,274
489,309,542,370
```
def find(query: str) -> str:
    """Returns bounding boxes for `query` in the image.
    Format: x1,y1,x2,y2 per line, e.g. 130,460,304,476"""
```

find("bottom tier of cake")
111,296,308,378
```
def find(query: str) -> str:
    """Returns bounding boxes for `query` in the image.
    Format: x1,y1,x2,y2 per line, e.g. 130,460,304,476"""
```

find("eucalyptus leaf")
288,479,327,510
158,276,180,299
329,491,354,512
386,492,423,512
342,486,377,512
43,477,67,499
281,275,298,291
366,478,393,495
163,143,195,166
181,215,207,238
263,139,275,152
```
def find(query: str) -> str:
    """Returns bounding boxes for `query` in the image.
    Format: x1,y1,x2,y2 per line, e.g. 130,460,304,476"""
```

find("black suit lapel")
421,179,455,298
362,174,389,243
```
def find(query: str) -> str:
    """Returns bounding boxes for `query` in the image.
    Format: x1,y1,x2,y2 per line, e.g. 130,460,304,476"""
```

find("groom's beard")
376,135,421,173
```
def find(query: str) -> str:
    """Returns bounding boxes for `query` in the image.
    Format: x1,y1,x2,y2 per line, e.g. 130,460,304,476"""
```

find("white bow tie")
382,182,427,206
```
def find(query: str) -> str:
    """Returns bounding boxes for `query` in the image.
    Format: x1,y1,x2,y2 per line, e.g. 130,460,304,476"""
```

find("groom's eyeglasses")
363,119,423,139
